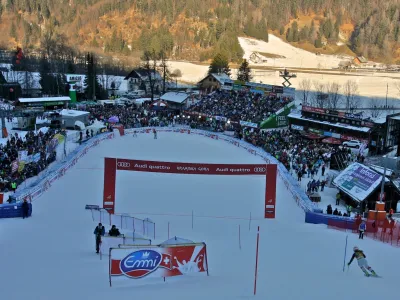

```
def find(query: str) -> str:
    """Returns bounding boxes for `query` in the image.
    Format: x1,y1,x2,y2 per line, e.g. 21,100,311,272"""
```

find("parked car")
342,140,361,148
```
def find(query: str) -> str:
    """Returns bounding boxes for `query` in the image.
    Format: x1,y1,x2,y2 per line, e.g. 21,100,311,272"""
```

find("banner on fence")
109,243,208,284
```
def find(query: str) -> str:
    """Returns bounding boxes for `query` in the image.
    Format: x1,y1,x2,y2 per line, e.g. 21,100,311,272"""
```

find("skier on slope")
153,128,157,139
347,247,378,277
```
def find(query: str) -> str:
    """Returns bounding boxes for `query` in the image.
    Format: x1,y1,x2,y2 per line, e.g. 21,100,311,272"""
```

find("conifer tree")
237,59,252,82
208,53,231,76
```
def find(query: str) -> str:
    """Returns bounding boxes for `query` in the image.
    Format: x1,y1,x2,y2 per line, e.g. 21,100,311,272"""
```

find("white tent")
74,120,85,130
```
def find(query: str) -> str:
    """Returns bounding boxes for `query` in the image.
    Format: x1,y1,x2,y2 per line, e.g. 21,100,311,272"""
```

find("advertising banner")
265,164,277,218
333,163,382,202
109,243,208,284
239,120,258,128
103,158,117,214
115,159,267,175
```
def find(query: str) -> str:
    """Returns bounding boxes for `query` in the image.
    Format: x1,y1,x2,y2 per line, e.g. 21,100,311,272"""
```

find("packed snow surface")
0,132,398,300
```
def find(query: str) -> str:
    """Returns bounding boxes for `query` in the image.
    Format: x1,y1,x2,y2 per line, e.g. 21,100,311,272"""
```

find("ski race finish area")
103,157,277,218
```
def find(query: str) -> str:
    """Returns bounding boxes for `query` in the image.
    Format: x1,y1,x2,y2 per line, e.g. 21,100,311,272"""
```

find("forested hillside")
0,0,399,63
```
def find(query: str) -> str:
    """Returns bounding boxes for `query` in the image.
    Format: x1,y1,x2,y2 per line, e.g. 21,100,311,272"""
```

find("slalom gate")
108,242,209,286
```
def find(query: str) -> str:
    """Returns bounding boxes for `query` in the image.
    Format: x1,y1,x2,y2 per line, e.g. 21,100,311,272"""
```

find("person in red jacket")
348,247,378,277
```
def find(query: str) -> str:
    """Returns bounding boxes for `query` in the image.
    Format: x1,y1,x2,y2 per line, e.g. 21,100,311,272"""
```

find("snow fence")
91,209,155,240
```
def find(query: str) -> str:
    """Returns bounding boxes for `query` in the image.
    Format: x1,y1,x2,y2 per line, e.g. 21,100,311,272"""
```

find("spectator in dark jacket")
108,225,121,237
21,199,29,219
93,223,105,254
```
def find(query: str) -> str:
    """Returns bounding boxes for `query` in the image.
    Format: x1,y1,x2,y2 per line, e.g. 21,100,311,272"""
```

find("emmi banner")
109,243,208,286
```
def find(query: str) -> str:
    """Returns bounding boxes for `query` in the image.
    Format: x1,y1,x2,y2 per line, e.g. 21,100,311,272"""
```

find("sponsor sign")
104,157,117,214
291,124,304,131
115,159,267,175
333,163,382,202
265,164,277,218
214,116,227,122
85,204,100,210
272,85,284,94
276,116,287,127
110,244,208,282
66,74,83,82
239,120,258,128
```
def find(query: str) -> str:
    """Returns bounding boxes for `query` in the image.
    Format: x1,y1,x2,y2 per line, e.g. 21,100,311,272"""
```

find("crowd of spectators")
241,129,333,172
189,90,293,123
0,129,60,192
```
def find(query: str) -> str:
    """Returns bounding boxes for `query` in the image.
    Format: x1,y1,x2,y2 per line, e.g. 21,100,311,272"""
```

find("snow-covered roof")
369,165,394,177
135,98,153,103
59,109,89,117
19,97,71,103
160,92,190,104
372,116,387,124
211,73,231,83
288,113,371,133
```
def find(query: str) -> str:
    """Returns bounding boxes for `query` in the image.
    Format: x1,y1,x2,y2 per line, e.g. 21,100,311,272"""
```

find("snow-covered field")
168,34,400,100
239,35,348,69
0,132,397,300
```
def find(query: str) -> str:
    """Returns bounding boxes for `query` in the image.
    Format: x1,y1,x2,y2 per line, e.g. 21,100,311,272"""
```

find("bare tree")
312,80,327,108
158,50,171,94
170,69,182,90
368,98,383,119
299,79,312,105
395,80,400,96
141,50,158,101
326,82,342,109
343,80,360,112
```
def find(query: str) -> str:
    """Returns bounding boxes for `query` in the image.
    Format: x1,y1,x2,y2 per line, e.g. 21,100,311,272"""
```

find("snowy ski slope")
0,132,398,300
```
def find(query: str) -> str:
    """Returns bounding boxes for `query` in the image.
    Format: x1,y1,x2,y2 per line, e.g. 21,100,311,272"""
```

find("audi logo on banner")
117,162,131,168
254,167,266,173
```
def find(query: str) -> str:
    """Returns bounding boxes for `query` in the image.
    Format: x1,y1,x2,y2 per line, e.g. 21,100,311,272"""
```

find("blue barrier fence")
305,211,356,227
0,202,32,218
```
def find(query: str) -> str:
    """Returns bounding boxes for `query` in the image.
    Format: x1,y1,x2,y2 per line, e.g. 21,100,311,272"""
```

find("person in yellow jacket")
11,182,17,193
348,247,378,277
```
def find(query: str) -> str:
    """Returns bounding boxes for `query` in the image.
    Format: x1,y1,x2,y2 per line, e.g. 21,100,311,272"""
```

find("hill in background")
0,0,399,64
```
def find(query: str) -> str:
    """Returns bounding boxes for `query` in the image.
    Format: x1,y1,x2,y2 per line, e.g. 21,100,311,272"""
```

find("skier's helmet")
353,246,359,251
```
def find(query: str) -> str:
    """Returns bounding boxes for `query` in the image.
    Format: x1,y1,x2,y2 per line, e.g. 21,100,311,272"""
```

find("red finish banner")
103,158,117,214
265,164,277,218
103,157,277,219
115,159,267,175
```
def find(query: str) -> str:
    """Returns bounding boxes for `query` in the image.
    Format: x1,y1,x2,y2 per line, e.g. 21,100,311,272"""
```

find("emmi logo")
120,250,162,278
